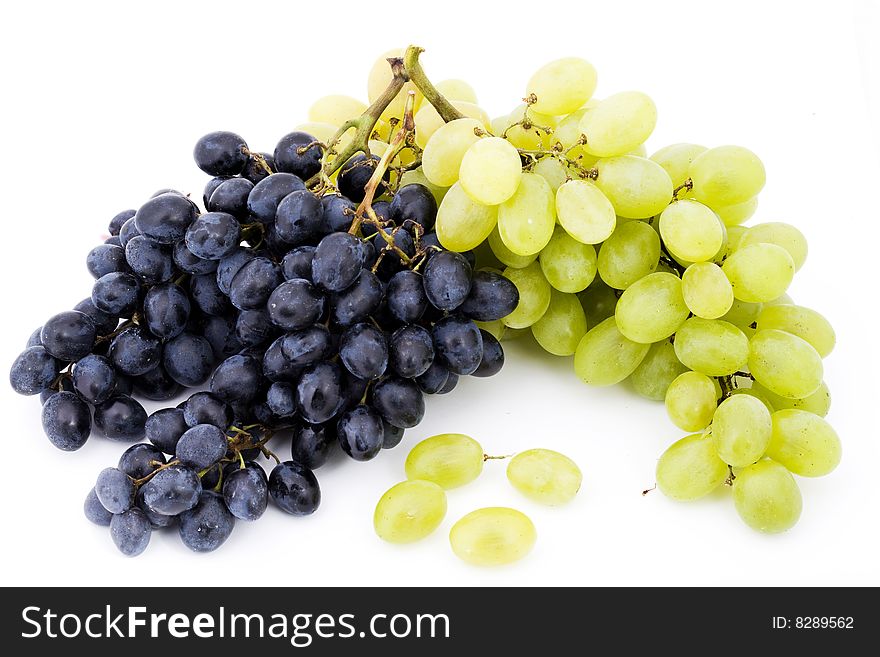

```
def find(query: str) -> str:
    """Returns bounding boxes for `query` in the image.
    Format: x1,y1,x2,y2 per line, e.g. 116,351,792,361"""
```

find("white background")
1,0,878,587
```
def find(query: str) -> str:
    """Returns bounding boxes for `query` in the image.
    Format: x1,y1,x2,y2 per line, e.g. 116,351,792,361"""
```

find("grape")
374,480,447,544
659,200,724,263
423,250,473,311
389,325,435,378
145,408,187,455
681,262,734,319
435,181,498,252
399,168,448,205
500,262,551,329
190,273,230,316
673,317,749,376
473,330,505,377
178,491,236,553
108,326,161,376
95,467,135,514
766,409,842,478
689,145,766,207
630,341,688,401
501,104,557,150
422,118,482,187
459,137,522,206
711,394,772,467
275,190,322,244
497,172,555,256
185,212,241,260
337,404,384,461
108,209,136,236
41,391,91,451
291,423,336,469
597,220,660,289
435,79,477,103
533,157,570,192
94,395,147,441
193,131,248,176
721,298,763,332
615,272,689,344
714,196,759,227
751,380,831,417
405,433,483,489
460,270,520,322
92,271,140,317
84,488,113,527
182,392,232,429
267,279,325,330
367,48,422,122
414,100,489,148
416,360,450,393
308,94,366,126
574,317,649,386
488,228,537,268
733,460,802,533
388,183,438,233
339,323,389,380
110,508,152,557
723,243,794,303
163,333,215,387
539,227,598,293
554,180,616,244
385,270,428,323
755,304,835,358
247,173,306,224
338,154,386,202
73,298,118,335
273,131,322,180
71,354,116,405
579,91,657,157
117,444,165,480
432,315,483,375
739,222,808,271
207,178,254,217
9,346,60,396
296,362,344,424
665,371,718,432
230,257,283,312
269,461,321,516
86,243,128,279
449,507,537,566
141,465,202,516
176,424,229,470
656,433,728,501
650,143,707,188
143,283,190,340
525,57,597,114
41,311,97,362
748,329,823,399
531,289,588,356
594,156,673,218
506,448,582,505
370,377,425,429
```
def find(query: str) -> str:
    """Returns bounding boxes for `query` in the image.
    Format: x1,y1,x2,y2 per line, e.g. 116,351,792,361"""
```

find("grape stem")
672,178,694,200
641,485,656,496
483,453,514,461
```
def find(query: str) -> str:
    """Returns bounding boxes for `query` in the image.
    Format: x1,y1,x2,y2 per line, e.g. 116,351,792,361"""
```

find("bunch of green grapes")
305,50,840,535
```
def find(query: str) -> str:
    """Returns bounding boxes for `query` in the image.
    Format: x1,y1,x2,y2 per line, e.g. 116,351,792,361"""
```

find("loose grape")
748,329,823,399
374,480,447,544
766,409,841,477
711,394,772,467
733,460,802,533
656,433,728,501
614,272,689,344
665,371,718,432
459,137,522,205
574,317,649,386
507,449,582,505
449,507,537,566
405,433,484,489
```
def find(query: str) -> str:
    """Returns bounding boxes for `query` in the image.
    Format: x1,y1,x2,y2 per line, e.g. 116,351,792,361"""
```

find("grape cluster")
10,121,517,556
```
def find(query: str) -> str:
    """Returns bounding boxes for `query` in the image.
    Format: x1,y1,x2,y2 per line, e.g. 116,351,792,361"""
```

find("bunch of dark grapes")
10,130,519,556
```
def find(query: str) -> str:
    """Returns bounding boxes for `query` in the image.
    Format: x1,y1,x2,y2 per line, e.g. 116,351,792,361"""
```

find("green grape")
435,78,478,103
719,224,749,261
751,380,831,417
594,156,673,218
733,460,802,533
555,179,616,244
367,48,423,121
436,182,498,252
739,222,808,271
501,326,530,341
722,243,794,303
501,262,552,328
488,228,538,269
714,196,759,227
422,118,482,187
497,172,556,256
650,143,707,188
765,293,794,307
539,226,597,293
475,320,506,340
711,395,772,467
578,280,618,329
533,157,570,192
614,272,689,343
658,200,724,263
502,104,558,150
673,317,749,376
308,94,367,127
449,507,537,566
531,289,588,356
721,298,763,332
574,317,649,386
728,386,776,413
656,433,728,501
579,91,657,157
665,371,718,431
554,107,599,169
681,262,734,319
597,220,660,289
527,57,598,115
630,340,688,401
767,409,841,477
459,137,522,206
294,121,338,144
689,145,766,207
627,144,648,158
405,433,484,489
755,304,835,358
373,480,447,544
399,167,448,204
507,448,583,505
748,329,823,399
415,100,489,148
